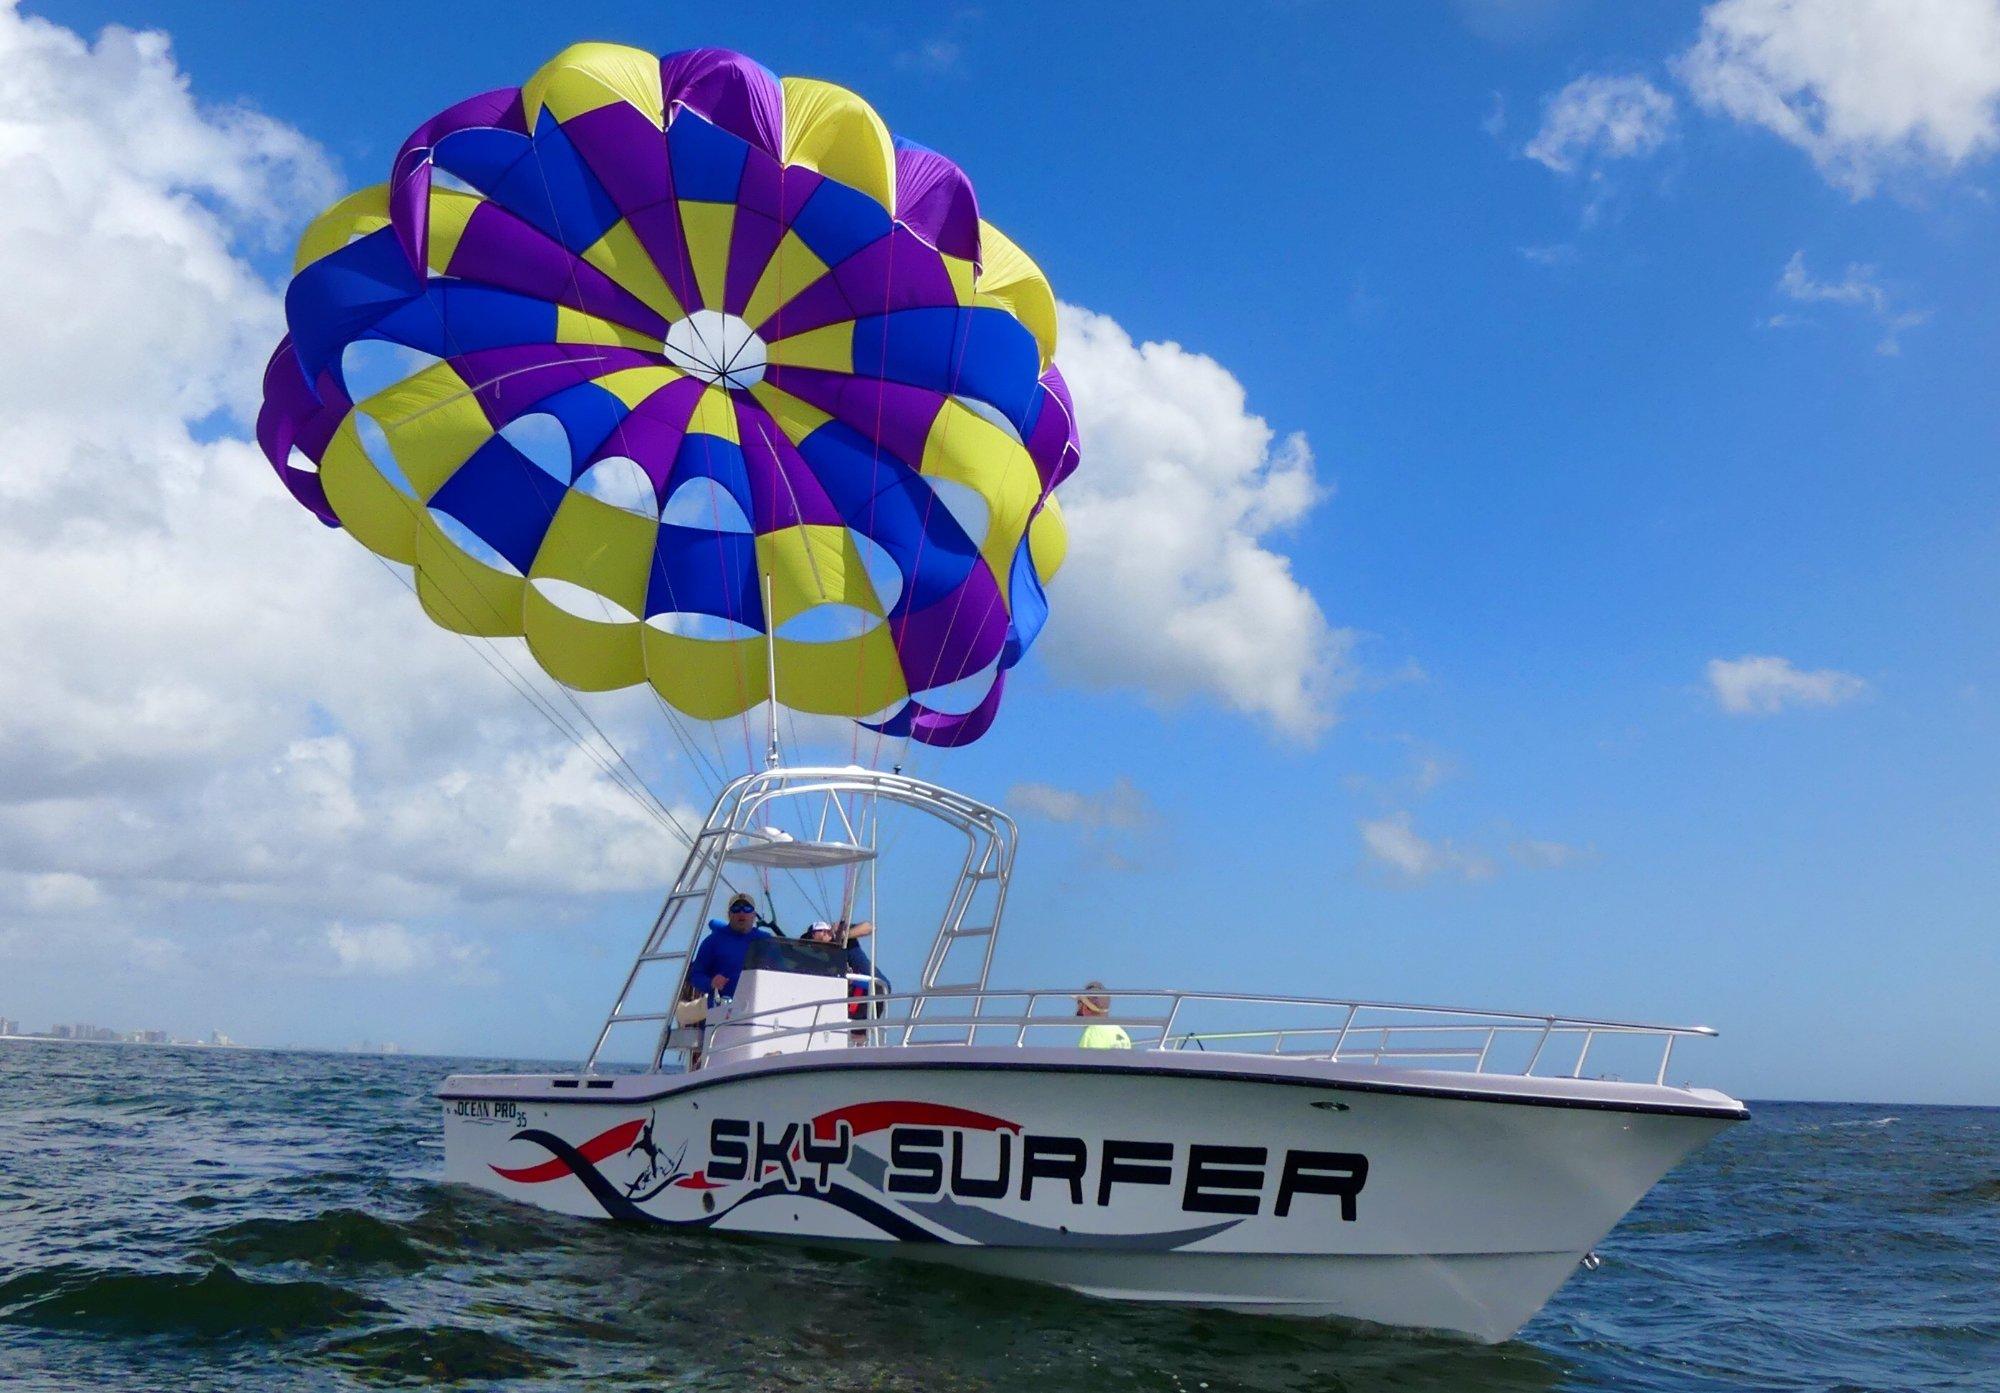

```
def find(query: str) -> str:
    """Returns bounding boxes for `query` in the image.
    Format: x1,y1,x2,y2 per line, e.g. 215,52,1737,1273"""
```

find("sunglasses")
728,903,756,914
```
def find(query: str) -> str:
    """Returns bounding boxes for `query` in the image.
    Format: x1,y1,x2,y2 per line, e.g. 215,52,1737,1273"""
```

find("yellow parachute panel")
582,220,685,322
414,515,526,638
779,77,896,211
643,628,765,718
757,525,888,627
774,630,907,716
293,185,391,273
741,230,830,330
524,586,647,691
318,416,421,566
356,361,491,501
424,188,483,273
745,382,834,445
974,221,1058,369
763,321,853,374
523,42,665,127
679,201,735,311
595,366,686,409
554,306,659,351
1028,494,1068,582
756,524,892,628
921,401,1044,584
529,490,657,620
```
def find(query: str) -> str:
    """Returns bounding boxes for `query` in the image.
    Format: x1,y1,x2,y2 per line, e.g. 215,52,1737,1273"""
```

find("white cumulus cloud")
1678,0,2000,196
0,6,681,988
1769,251,1930,354
1525,73,1678,173
1007,778,1153,831
21,871,104,912
325,922,488,980
1044,305,1348,740
1007,777,1157,874
1510,838,1587,870
1358,812,1496,884
1705,654,1869,715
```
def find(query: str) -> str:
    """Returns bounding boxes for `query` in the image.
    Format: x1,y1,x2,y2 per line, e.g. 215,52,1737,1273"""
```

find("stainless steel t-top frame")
585,765,1018,1073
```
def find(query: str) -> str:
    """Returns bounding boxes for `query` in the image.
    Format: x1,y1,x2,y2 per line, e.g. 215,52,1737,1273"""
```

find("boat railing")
695,987,1717,1087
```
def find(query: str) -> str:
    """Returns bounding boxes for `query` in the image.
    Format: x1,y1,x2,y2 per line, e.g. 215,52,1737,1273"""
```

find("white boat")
442,765,1744,1343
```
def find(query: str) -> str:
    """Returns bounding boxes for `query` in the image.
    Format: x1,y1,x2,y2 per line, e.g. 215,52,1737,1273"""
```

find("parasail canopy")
259,42,1079,749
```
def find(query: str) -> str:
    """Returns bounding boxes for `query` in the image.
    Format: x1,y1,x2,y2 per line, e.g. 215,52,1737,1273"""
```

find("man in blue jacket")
688,892,774,1002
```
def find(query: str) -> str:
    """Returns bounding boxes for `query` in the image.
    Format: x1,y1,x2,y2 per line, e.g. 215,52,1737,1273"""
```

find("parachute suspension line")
492,149,716,848
870,298,982,863
372,569,677,843
378,218,698,853
363,386,692,852
646,688,728,799
641,695,799,931
760,153,833,805
849,218,899,775
530,134,759,801
672,562,817,922
549,582,755,870
702,714,736,792
475,132,753,889
750,413,841,904
913,307,988,701
633,117,756,784
762,571,781,770
867,797,881,1008
836,784,876,933
364,555,689,847
748,568,839,921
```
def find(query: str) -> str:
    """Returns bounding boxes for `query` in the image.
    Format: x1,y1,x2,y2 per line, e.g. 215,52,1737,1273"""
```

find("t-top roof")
724,826,878,869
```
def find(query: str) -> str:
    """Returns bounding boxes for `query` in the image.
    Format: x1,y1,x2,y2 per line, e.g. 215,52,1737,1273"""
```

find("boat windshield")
742,938,849,979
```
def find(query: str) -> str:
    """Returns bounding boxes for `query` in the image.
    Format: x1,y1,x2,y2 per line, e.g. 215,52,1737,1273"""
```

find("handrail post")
1475,1027,1495,1073
1329,1004,1357,1061
1656,1033,1677,1086
1160,995,1183,1052
1571,1028,1595,1079
1525,1018,1555,1075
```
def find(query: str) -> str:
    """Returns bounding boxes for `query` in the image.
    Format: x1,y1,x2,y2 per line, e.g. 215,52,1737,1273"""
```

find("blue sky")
7,1,1998,1101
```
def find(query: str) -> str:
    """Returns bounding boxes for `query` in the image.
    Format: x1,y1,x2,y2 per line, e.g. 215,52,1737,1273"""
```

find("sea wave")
203,1208,434,1271
0,1261,382,1340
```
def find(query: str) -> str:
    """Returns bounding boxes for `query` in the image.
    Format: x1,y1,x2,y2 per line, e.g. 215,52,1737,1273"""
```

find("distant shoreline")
0,1032,508,1064
0,1033,244,1049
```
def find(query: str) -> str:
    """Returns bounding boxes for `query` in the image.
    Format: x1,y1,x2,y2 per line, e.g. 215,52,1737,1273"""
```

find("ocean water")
0,1041,1993,1392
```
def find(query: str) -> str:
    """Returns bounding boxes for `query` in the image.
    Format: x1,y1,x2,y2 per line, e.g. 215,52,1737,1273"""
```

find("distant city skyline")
0,1015,238,1047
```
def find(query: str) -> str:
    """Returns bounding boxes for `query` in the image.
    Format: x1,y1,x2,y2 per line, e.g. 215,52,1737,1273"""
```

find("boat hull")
441,1048,1742,1342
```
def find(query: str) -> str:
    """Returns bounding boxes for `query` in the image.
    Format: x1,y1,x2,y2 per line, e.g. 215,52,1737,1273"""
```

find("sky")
0,0,1995,1102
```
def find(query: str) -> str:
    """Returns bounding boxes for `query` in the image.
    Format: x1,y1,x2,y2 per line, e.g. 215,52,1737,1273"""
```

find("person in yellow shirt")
1076,982,1131,1049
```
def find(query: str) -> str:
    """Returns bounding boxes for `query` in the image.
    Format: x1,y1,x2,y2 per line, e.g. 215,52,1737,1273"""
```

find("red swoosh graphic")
492,1117,645,1183
811,1100,1019,1141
